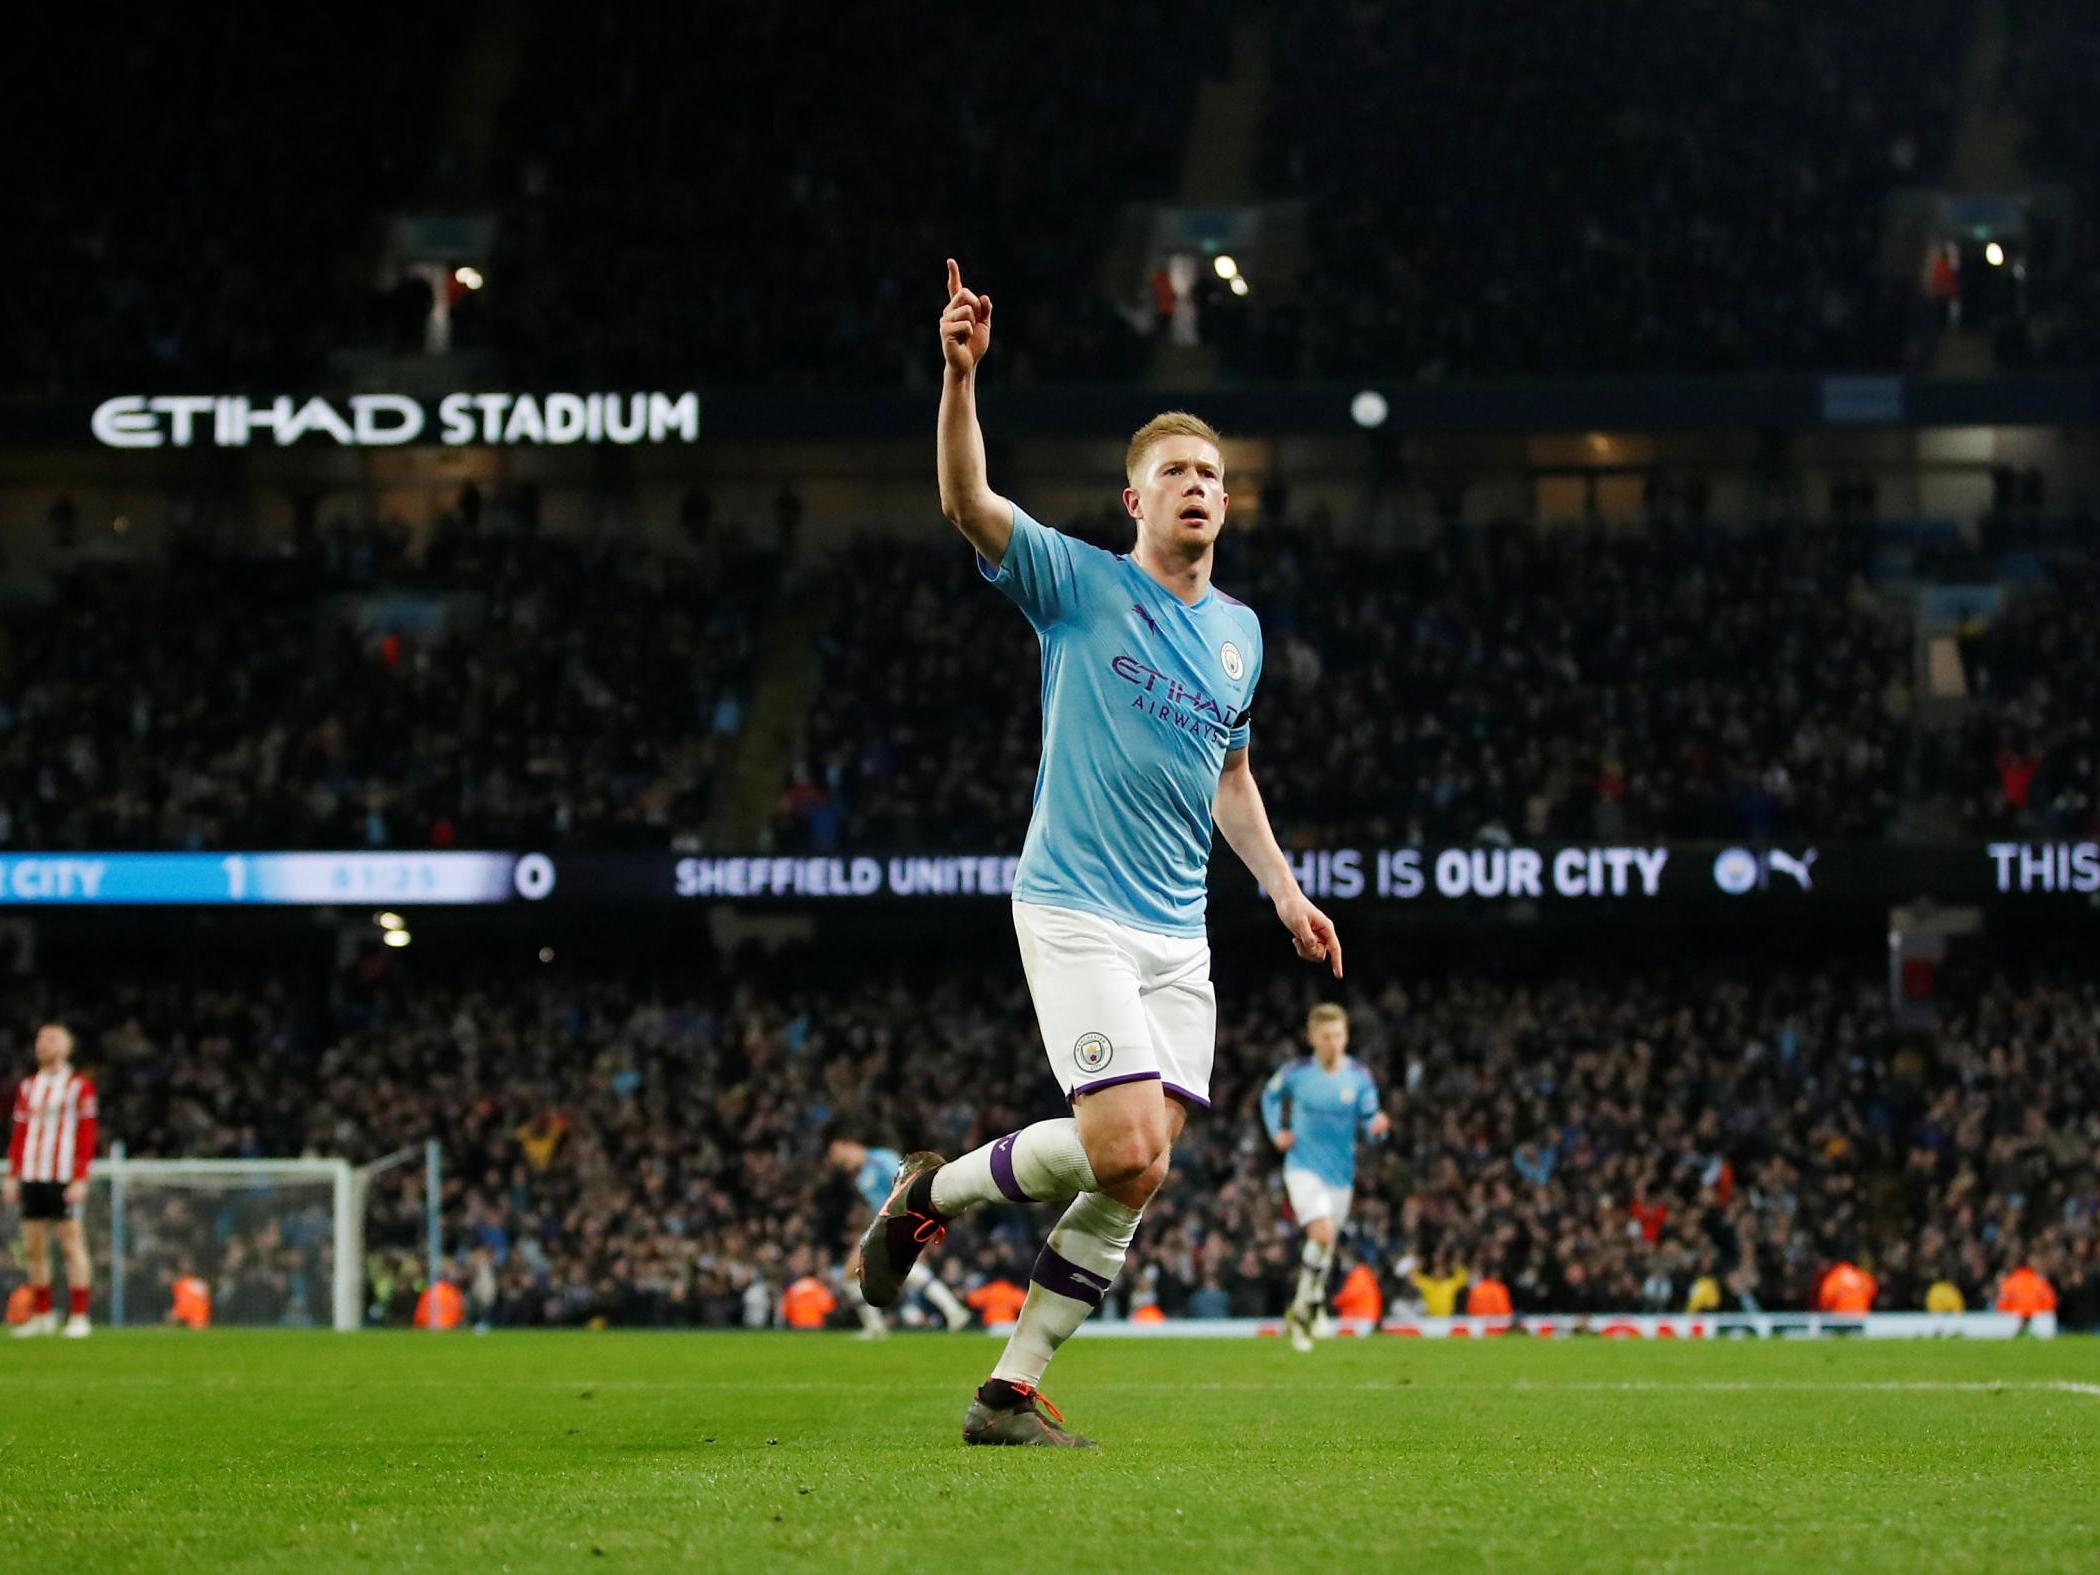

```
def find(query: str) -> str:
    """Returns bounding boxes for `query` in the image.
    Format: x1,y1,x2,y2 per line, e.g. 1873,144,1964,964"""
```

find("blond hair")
1125,411,1223,486
1306,1003,1347,1033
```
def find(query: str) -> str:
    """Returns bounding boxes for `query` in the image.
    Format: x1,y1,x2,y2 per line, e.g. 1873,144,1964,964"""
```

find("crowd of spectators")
4,933,2091,1332
475,6,1221,389
1240,0,1969,381
779,514,1913,850
1956,545,2099,835
777,531,1060,851
2001,0,2100,368
1,10,453,397
25,2,2100,402
0,510,772,850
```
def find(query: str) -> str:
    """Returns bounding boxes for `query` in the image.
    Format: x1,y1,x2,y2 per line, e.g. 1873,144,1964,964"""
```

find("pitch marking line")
8,1372,2091,1404
511,1378,2100,1402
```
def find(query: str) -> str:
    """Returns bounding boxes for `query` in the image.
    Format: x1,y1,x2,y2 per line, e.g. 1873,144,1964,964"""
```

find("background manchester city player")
855,260,1343,1448
1261,1004,1391,1351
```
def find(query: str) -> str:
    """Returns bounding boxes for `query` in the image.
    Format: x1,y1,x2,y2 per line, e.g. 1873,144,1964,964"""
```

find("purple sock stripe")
1031,1244,1113,1307
1066,1070,1162,1103
1162,1082,1212,1110
988,1131,1030,1203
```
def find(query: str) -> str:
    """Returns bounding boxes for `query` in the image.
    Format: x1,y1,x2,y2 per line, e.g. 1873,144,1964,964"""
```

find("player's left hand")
1276,891,1343,978
1368,1111,1393,1139
64,1179,87,1207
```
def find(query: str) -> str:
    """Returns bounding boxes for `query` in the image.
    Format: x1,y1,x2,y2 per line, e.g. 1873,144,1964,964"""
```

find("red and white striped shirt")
9,1068,99,1184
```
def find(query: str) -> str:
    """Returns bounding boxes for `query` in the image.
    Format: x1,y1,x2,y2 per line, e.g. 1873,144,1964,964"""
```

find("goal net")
47,1146,438,1332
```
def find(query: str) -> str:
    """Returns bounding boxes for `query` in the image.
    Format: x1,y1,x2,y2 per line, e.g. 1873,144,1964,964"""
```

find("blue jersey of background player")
1260,1004,1389,1350
852,1145,904,1213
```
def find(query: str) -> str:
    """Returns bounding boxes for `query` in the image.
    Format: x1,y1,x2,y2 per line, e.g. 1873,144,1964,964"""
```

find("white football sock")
931,1119,1098,1217
906,1259,972,1328
925,1275,970,1328
1291,1236,1334,1317
989,1191,1141,1389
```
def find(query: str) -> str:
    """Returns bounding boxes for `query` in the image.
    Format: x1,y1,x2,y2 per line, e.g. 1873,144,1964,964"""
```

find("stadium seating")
1956,544,2100,835
1246,0,1972,379
782,517,1914,850
473,7,1213,387
0,521,773,849
12,945,2091,1330
2002,0,2100,366
0,11,454,397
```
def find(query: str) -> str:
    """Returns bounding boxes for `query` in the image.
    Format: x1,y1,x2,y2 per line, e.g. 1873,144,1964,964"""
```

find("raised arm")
937,258,1014,563
1215,748,1343,978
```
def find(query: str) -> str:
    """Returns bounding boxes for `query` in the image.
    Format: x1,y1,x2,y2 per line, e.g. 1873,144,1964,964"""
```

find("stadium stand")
1956,541,2100,836
475,7,1217,387
0,10,455,397
780,516,1914,850
2002,0,2100,366
8,939,2091,1330
1245,0,1971,379
0,519,773,850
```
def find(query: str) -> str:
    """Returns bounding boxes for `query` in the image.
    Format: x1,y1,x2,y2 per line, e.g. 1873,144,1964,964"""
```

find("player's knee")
1086,1126,1166,1189
1130,1149,1172,1204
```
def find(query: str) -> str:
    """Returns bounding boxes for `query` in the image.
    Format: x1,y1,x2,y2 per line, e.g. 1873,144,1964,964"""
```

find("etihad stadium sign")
89,390,701,449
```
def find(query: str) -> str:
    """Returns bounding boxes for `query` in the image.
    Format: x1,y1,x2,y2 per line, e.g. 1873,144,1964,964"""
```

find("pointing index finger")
946,257,962,299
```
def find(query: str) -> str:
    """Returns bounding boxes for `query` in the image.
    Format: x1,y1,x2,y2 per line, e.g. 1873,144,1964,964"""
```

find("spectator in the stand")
1187,1272,1231,1321
1412,1255,1469,1318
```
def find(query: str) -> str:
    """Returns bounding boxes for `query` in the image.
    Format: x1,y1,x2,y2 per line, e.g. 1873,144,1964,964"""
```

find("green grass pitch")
3,1331,2095,1571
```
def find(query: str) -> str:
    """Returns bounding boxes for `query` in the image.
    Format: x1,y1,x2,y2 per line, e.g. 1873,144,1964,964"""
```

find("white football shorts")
1284,1166,1353,1229
1011,899,1216,1109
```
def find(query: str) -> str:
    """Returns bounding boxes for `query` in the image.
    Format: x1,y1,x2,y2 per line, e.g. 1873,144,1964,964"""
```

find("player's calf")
986,1190,1142,1392
920,1119,1100,1221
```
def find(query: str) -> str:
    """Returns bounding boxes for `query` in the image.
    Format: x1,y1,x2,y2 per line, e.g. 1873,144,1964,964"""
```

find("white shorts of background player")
1284,1166,1354,1231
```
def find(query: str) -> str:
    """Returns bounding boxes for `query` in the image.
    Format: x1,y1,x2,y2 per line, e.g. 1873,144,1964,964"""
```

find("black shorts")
17,1181,70,1222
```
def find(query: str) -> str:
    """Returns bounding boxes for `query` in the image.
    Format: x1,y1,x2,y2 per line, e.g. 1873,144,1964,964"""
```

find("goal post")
90,1141,439,1332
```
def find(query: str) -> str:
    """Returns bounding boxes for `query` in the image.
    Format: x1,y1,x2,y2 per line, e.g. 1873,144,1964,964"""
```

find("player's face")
34,1025,70,1068
827,1140,861,1171
1126,438,1227,556
1308,1020,1347,1063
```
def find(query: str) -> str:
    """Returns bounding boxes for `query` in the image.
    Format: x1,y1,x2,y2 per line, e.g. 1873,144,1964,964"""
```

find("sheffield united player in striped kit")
6,1023,99,1337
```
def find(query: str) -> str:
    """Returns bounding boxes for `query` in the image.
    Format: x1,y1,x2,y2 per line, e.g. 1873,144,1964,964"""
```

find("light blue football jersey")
855,1146,902,1211
1260,1057,1382,1190
980,504,1263,936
